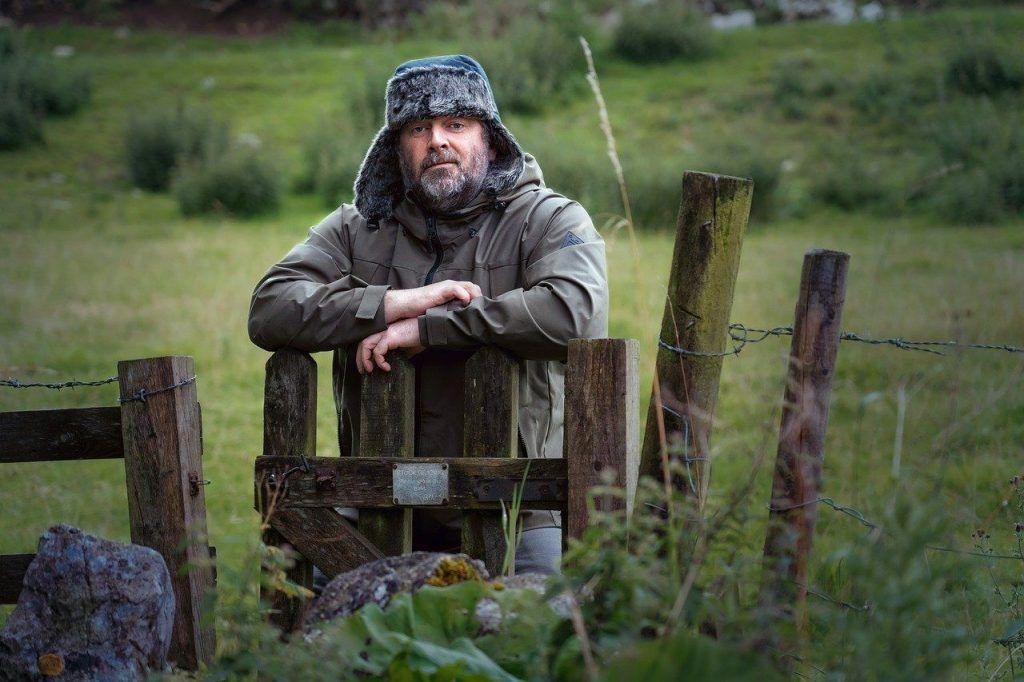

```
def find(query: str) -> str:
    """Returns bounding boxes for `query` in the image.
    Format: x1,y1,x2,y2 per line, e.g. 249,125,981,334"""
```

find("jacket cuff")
355,284,390,321
421,303,451,347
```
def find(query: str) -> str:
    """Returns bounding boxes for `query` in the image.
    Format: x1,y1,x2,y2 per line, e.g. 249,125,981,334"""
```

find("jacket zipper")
423,213,444,285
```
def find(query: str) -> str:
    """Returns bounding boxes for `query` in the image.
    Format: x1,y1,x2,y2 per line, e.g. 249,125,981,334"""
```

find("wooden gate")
255,339,639,632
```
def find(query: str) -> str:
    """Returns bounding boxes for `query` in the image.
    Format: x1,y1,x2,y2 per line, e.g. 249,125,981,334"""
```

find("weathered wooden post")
462,347,519,575
638,171,753,511
359,355,414,556
759,249,850,660
565,338,640,540
118,355,215,669
259,350,317,632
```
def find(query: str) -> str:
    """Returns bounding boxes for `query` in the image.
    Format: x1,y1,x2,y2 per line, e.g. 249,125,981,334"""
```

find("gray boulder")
303,552,488,630
0,525,175,681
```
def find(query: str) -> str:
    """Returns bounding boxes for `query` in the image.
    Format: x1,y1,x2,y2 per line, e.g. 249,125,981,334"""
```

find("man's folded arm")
416,201,609,361
247,216,389,353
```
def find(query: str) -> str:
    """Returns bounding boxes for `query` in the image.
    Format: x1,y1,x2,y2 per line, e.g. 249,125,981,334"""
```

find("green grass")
1,7,1023,675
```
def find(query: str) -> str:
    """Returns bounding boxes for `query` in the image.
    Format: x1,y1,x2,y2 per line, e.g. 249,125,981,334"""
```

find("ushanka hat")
353,54,526,223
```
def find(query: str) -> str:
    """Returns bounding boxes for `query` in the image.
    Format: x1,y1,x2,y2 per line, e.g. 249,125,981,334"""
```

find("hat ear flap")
354,127,405,223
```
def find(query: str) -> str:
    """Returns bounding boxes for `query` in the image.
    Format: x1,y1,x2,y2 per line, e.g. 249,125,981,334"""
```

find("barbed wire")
768,496,1024,562
659,323,1024,359
0,372,197,404
118,375,197,404
1,376,119,390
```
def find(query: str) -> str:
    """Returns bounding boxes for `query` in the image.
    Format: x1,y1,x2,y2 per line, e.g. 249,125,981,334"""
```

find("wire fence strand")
660,323,1024,358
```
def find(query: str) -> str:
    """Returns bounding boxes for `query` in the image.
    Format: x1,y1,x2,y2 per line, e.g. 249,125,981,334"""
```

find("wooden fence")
0,356,216,671
255,340,639,632
636,171,851,664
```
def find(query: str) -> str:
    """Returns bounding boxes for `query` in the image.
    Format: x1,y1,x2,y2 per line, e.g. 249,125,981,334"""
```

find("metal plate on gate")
392,462,449,506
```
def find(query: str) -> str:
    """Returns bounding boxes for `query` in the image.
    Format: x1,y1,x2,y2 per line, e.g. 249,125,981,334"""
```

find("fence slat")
269,508,384,580
0,407,122,463
118,355,214,670
359,353,414,556
260,350,317,633
0,553,33,604
565,339,640,540
462,347,519,575
255,456,565,510
638,171,752,511
759,249,850,659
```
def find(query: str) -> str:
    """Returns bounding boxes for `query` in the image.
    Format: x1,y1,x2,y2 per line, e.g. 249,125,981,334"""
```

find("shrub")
471,16,584,114
771,56,851,122
0,53,92,118
173,147,282,218
707,144,785,223
0,97,43,150
612,1,714,64
810,147,892,211
918,100,1024,222
945,41,1023,96
124,105,228,191
849,69,936,127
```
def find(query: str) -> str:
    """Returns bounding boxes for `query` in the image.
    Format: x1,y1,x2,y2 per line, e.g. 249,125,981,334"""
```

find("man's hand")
384,280,482,323
356,318,424,374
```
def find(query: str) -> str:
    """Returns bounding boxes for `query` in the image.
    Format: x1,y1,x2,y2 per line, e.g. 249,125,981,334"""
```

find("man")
247,54,608,574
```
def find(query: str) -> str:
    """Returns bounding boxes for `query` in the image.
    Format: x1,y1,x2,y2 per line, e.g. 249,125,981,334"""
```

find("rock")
0,525,175,681
303,552,488,629
474,573,574,634
710,10,756,31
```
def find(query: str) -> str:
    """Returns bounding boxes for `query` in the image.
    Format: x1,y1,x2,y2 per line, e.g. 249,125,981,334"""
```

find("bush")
707,144,785,223
612,1,714,64
771,55,850,122
0,97,43,150
917,100,1024,223
124,105,229,191
849,69,936,127
810,147,892,211
471,16,584,114
173,147,282,218
0,53,92,118
945,41,1023,96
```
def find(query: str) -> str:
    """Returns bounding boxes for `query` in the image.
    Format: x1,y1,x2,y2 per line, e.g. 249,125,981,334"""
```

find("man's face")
398,115,496,214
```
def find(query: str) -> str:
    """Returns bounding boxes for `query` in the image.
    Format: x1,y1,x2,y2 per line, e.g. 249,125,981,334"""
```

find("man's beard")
400,145,490,215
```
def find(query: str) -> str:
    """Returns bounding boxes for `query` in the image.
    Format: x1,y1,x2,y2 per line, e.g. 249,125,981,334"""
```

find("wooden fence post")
565,339,640,540
259,350,317,632
759,249,850,659
118,355,214,670
638,171,753,512
359,354,414,556
462,347,519,576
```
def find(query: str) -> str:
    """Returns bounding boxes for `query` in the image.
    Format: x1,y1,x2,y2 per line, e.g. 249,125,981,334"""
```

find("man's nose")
428,123,449,151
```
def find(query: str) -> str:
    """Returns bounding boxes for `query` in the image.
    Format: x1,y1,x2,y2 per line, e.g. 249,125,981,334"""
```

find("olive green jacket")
247,154,609,526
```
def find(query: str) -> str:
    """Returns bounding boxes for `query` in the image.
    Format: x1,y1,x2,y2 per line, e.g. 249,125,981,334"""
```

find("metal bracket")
392,462,449,506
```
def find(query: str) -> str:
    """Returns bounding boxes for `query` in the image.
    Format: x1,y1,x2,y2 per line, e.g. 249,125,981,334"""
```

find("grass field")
2,6,1023,674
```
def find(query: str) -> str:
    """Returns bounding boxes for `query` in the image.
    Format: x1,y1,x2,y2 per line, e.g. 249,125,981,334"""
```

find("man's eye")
449,121,465,130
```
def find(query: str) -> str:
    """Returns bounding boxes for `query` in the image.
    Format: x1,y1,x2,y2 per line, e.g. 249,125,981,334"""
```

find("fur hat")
353,54,526,223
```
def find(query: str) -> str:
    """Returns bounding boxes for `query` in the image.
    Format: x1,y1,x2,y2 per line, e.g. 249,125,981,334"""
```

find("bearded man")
247,54,609,576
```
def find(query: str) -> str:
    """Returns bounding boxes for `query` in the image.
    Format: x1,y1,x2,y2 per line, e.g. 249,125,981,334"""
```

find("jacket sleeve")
416,200,609,361
247,208,390,352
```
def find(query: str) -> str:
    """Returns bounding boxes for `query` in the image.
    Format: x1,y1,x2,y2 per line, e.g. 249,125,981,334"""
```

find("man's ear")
488,145,496,162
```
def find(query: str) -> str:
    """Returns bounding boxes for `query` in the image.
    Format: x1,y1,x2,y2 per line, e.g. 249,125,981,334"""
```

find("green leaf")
601,631,783,682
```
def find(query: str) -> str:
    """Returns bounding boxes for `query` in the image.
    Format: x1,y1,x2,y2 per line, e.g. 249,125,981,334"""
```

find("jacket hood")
352,54,527,224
